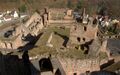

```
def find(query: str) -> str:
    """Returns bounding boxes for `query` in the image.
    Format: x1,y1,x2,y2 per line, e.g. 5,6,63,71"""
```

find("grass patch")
59,48,87,59
29,27,70,56
48,27,70,37
50,13,65,20
28,46,57,56
29,26,88,59
36,27,70,46
51,34,64,48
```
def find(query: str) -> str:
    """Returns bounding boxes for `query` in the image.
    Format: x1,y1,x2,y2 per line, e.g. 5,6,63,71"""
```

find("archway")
39,58,53,72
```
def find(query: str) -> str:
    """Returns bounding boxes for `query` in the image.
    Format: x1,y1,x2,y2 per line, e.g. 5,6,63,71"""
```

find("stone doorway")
39,58,53,72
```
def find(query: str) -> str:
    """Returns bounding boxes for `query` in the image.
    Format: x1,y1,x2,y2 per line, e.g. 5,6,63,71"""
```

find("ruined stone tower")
43,8,50,26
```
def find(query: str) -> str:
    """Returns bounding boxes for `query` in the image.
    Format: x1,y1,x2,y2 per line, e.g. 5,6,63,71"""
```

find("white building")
3,15,12,21
13,11,19,18
6,10,11,14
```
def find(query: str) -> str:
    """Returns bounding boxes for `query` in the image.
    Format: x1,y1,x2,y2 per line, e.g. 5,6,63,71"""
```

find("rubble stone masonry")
57,57,108,75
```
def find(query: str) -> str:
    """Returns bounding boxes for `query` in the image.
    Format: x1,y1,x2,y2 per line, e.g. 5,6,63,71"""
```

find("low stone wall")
49,20,75,24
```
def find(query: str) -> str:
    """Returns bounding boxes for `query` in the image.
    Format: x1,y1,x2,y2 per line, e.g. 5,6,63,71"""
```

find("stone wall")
29,54,108,75
57,57,108,75
0,41,7,49
49,8,66,20
49,8,73,20
0,41,12,49
25,12,42,27
69,24,98,45
24,12,44,36
0,12,44,50
13,25,22,36
0,34,23,50
12,34,23,49
49,20,75,24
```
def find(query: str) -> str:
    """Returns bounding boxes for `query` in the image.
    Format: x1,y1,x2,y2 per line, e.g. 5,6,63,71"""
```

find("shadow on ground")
54,31,69,47
0,51,40,75
18,33,43,51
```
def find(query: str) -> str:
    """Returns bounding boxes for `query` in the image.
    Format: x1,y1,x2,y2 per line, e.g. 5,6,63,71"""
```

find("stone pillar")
64,9,73,20
82,8,88,24
46,32,53,47
88,17,94,25
66,9,73,16
43,14,48,26
47,11,50,23
43,7,50,26
94,25,99,39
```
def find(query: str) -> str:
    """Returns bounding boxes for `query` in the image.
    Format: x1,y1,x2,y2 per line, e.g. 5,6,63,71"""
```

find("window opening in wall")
83,38,86,41
109,36,111,38
97,32,99,36
86,71,90,75
74,26,77,30
84,26,87,31
93,18,97,25
73,73,77,75
10,43,12,49
115,35,118,38
77,37,81,42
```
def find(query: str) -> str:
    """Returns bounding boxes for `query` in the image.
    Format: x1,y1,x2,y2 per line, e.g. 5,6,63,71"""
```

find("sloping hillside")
0,0,120,18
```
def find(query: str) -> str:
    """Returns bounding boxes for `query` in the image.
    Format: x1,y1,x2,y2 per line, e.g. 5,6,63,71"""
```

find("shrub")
18,4,27,13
